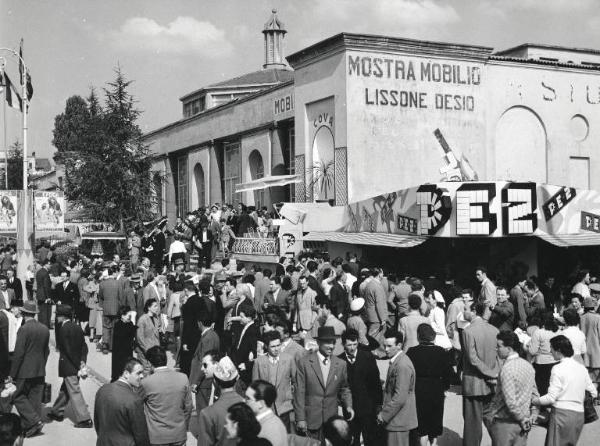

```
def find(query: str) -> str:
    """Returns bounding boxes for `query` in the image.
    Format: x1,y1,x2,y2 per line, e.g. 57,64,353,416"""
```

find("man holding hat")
294,326,354,440
197,356,244,446
8,301,49,438
47,305,92,428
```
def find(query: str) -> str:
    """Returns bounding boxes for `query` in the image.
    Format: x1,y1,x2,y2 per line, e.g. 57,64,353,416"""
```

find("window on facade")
177,156,188,215
224,142,241,205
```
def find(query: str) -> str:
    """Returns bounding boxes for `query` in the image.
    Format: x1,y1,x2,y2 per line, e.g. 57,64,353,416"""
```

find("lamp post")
0,47,32,299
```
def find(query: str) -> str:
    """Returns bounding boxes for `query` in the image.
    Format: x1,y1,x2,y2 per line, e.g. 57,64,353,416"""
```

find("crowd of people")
1,215,600,446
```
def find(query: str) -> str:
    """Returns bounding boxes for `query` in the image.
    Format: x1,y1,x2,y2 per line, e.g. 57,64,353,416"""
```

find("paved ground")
13,332,600,445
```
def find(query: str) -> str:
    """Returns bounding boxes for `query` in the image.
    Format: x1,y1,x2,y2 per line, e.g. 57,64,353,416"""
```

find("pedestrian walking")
46,305,93,428
245,380,287,446
98,266,122,353
140,346,192,446
34,259,52,328
111,306,136,382
7,301,49,438
94,358,150,446
377,329,418,446
135,298,162,374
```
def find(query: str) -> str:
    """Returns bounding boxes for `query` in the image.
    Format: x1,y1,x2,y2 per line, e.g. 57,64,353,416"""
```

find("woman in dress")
533,335,597,446
84,272,102,347
111,306,136,382
425,290,452,350
406,323,453,446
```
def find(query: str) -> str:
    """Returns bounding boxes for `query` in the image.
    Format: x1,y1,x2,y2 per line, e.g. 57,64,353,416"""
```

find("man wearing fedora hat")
294,325,354,440
8,301,49,438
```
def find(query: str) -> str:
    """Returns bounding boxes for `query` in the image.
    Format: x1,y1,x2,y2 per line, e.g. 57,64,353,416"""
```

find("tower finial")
262,9,287,69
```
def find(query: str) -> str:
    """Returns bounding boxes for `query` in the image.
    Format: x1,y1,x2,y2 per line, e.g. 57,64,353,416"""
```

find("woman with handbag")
533,335,598,446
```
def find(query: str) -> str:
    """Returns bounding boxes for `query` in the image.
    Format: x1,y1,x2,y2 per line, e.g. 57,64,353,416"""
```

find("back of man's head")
145,346,167,368
249,380,277,408
323,415,352,446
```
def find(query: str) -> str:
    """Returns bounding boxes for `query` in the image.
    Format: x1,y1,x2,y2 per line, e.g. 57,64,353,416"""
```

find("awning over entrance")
235,175,301,193
536,232,600,248
303,231,427,248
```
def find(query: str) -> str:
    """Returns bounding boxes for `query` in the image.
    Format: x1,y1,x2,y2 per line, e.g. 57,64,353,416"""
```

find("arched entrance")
194,163,206,208
311,126,334,200
248,150,265,208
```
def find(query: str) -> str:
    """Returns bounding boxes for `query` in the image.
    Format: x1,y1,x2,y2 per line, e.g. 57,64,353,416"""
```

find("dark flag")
2,72,23,111
18,39,33,101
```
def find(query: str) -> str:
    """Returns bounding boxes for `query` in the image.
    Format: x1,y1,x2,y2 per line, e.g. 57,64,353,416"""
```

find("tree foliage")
52,68,158,231
0,140,24,190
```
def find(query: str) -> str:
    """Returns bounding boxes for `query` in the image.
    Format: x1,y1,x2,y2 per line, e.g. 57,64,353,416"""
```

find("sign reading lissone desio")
34,191,65,232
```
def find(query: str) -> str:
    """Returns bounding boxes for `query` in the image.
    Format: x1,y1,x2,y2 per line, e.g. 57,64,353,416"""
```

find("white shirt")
390,350,403,364
345,273,357,291
168,240,187,261
539,356,597,412
0,290,9,309
572,282,591,298
561,326,587,356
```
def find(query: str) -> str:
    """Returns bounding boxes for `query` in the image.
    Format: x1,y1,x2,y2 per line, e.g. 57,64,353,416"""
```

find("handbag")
42,383,52,404
584,390,598,424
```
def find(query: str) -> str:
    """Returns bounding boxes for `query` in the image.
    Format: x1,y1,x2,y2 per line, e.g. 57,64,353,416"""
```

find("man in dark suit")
339,329,382,446
199,280,218,323
180,281,203,376
462,301,500,446
141,346,192,445
53,272,79,314
189,310,221,413
294,326,354,440
94,357,149,446
34,259,53,328
330,271,349,320
6,269,22,306
8,301,49,438
253,330,297,430
377,329,417,446
98,266,122,353
46,305,92,428
231,306,259,386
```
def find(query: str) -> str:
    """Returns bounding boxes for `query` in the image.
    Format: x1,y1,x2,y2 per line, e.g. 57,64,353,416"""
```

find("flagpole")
0,56,6,189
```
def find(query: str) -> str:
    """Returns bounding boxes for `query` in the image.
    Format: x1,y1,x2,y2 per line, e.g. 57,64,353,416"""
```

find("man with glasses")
252,330,296,430
189,309,220,413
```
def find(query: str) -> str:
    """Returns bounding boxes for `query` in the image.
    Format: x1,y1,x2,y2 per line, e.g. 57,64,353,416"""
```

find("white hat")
213,356,238,382
433,290,445,304
350,297,365,312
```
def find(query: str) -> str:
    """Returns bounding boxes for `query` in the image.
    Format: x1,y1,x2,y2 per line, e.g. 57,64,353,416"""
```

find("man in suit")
199,280,218,323
189,310,221,413
275,321,306,364
246,380,288,446
339,329,382,446
231,305,259,386
0,277,15,310
330,271,349,320
5,269,21,306
8,301,49,438
475,266,497,309
53,271,79,315
294,326,354,440
264,276,292,316
252,330,296,430
46,305,93,428
197,356,245,446
98,265,122,353
94,358,150,446
461,300,500,446
377,329,417,446
34,259,53,328
363,268,388,346
141,346,192,445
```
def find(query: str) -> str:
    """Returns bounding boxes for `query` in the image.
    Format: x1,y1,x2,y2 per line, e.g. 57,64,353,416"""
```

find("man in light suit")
275,321,306,364
197,356,245,446
377,329,417,446
363,268,388,347
294,326,354,440
0,277,15,310
189,309,221,413
94,358,149,446
141,346,192,446
247,380,288,446
461,300,500,446
252,330,296,430
8,301,50,438
476,266,497,309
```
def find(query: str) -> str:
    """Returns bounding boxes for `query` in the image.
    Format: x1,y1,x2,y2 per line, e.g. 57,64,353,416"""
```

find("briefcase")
42,383,52,404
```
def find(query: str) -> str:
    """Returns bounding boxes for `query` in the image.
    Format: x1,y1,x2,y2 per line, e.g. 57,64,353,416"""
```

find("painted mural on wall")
34,191,65,232
307,98,335,201
340,181,600,238
0,191,18,234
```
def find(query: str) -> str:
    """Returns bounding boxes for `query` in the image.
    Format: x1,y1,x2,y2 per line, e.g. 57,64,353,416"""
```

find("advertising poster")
0,191,18,234
34,191,65,232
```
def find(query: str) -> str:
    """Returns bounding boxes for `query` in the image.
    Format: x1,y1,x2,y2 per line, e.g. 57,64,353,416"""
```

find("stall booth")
291,181,600,288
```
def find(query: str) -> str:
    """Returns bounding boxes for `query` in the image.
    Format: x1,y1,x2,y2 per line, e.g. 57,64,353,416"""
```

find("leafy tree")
52,68,158,231
0,140,24,190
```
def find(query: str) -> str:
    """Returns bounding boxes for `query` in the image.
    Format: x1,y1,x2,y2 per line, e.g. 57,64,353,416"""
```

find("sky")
1,0,599,162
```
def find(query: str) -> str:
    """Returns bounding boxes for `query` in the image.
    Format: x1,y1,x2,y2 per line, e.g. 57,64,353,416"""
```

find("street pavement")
14,331,600,445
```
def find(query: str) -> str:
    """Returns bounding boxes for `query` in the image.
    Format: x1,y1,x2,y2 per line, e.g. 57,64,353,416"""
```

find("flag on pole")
2,73,23,111
18,39,33,101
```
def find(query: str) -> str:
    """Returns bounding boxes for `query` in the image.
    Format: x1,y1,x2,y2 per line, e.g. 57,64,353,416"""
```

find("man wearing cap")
347,298,369,347
581,296,600,399
8,301,49,438
47,305,93,428
294,326,354,440
197,356,245,446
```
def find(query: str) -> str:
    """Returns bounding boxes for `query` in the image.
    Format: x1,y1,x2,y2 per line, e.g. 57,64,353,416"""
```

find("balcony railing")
231,236,279,256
